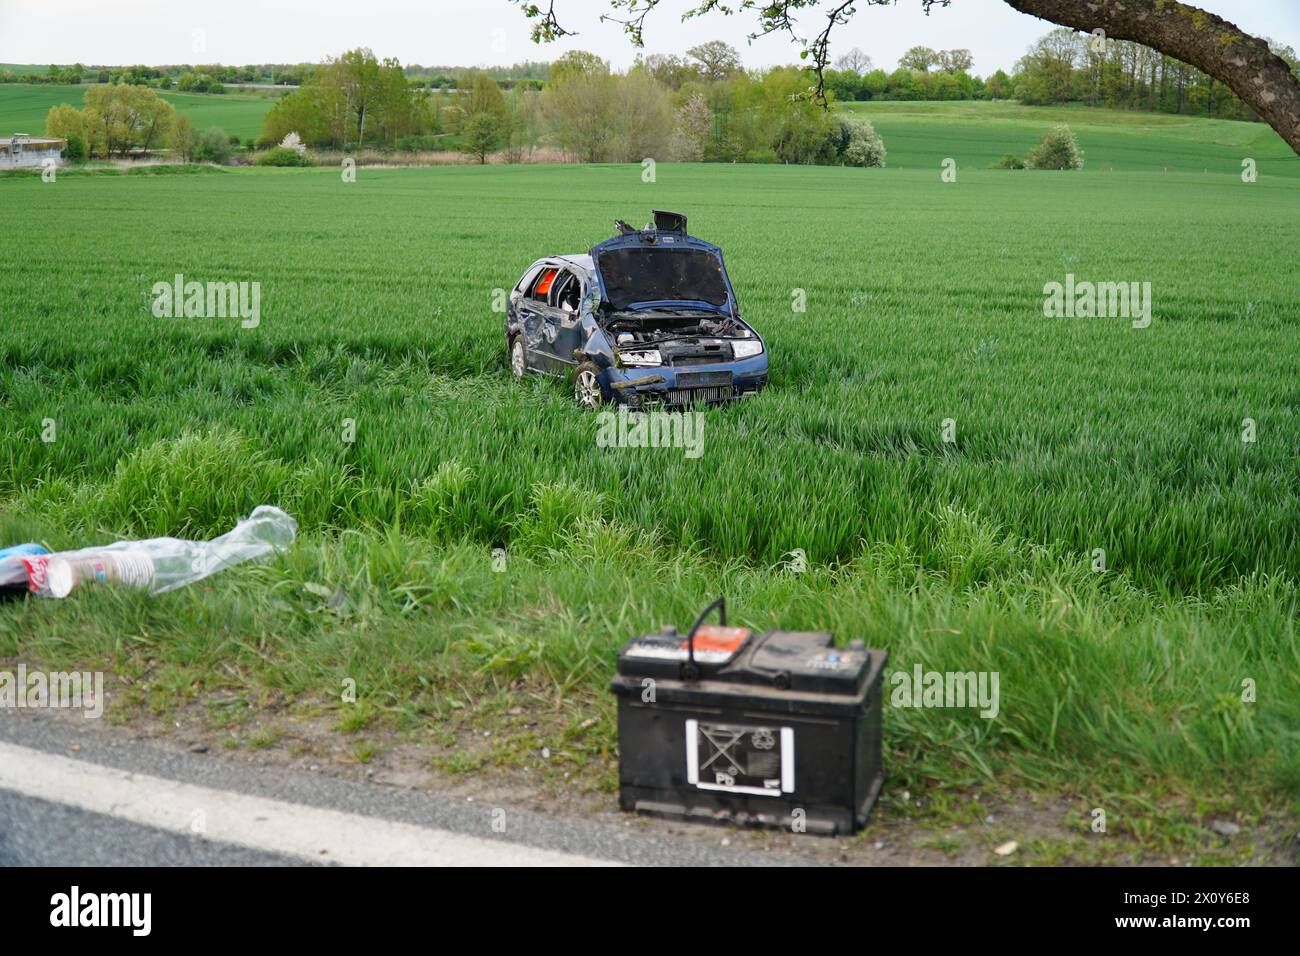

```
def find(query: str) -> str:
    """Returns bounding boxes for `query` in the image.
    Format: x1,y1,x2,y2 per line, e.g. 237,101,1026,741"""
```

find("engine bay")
603,312,757,346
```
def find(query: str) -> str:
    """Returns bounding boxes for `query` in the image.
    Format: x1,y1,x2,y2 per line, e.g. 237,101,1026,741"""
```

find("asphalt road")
0,711,784,866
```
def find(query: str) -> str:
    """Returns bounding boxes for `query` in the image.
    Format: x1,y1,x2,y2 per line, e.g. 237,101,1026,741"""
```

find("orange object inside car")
534,268,558,297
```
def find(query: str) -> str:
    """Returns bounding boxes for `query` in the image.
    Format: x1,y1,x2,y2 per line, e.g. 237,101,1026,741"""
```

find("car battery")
610,597,886,835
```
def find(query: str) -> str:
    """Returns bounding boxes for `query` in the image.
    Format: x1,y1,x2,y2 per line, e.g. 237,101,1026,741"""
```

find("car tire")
509,335,528,378
573,362,605,410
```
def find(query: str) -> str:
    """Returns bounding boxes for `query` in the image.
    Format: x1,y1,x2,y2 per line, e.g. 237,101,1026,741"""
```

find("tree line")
257,45,885,168
38,28,1300,165
18,25,1300,124
44,85,242,163
3,62,305,87
1014,28,1299,119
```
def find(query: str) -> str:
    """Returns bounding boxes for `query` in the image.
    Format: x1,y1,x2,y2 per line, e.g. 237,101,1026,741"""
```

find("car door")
546,270,586,370
518,265,560,370
511,264,543,342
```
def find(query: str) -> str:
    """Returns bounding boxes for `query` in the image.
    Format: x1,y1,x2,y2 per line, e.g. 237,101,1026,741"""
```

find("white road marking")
0,740,619,867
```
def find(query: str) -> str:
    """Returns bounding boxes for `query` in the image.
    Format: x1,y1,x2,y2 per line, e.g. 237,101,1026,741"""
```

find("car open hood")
590,233,737,316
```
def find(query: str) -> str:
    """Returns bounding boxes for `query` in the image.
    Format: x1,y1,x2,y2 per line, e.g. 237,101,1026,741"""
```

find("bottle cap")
45,558,74,598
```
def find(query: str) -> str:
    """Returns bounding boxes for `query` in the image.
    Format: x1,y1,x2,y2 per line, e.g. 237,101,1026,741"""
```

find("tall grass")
1,163,1295,592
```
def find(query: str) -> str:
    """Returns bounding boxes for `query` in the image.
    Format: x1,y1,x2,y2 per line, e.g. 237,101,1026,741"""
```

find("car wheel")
573,362,604,410
509,336,527,378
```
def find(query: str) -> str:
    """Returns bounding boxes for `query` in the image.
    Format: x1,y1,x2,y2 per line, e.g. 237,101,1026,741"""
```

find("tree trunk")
1004,0,1300,154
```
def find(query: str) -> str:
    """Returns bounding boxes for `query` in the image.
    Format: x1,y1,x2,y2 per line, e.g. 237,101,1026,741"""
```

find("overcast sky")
2,0,1297,74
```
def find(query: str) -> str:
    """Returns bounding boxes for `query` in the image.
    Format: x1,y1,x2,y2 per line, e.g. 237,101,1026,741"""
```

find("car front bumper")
601,355,769,407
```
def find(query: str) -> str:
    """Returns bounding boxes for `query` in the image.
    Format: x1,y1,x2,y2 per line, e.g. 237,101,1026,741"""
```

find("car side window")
515,266,543,295
528,267,559,304
551,271,582,314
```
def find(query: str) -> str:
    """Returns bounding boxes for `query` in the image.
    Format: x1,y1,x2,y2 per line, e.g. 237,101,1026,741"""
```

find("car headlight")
731,339,764,359
620,349,662,367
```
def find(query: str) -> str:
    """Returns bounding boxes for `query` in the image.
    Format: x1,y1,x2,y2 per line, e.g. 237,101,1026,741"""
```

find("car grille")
662,340,732,366
665,385,738,406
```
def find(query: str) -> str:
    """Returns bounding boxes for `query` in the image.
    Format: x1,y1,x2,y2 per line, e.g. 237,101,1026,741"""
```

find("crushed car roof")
550,254,594,273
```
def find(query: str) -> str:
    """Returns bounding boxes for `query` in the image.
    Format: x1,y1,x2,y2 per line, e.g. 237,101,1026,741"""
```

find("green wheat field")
0,82,275,140
1,124,1297,856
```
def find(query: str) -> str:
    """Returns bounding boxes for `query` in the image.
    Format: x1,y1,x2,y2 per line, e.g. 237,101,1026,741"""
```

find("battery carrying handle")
682,595,726,681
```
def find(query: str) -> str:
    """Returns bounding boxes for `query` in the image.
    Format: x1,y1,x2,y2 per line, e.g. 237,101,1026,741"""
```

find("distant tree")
193,127,234,164
501,86,542,162
640,53,700,90
61,133,87,163
887,67,919,100
834,47,873,75
759,67,840,164
540,51,615,162
1035,27,1083,65
840,116,885,166
862,68,889,99
985,69,1013,100
670,92,710,162
931,70,960,99
1024,124,1083,169
823,68,862,102
686,41,742,81
260,51,429,149
463,71,508,120
58,84,176,156
260,81,335,146
458,72,510,162
898,45,941,72
171,112,197,160
46,102,95,153
461,112,504,163
374,57,430,145
608,69,673,162
939,48,973,73
1017,30,1081,104
344,49,387,145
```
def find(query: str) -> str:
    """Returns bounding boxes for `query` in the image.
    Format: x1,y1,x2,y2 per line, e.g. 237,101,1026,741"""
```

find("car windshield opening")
598,248,728,310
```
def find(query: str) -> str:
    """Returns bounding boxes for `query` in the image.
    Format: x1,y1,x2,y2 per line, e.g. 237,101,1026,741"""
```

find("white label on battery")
685,719,795,796
780,727,795,793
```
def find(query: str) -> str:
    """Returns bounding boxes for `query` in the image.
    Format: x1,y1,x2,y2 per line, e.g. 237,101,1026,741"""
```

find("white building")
1,134,67,169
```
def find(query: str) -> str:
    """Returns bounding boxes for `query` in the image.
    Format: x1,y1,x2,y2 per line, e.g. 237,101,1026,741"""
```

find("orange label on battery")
686,625,751,654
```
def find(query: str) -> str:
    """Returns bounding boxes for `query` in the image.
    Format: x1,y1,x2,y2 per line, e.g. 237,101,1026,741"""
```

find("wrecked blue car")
505,210,768,408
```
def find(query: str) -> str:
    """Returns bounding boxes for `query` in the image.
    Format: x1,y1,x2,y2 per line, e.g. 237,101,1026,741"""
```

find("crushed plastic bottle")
17,506,296,598
0,544,48,562
0,544,49,598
